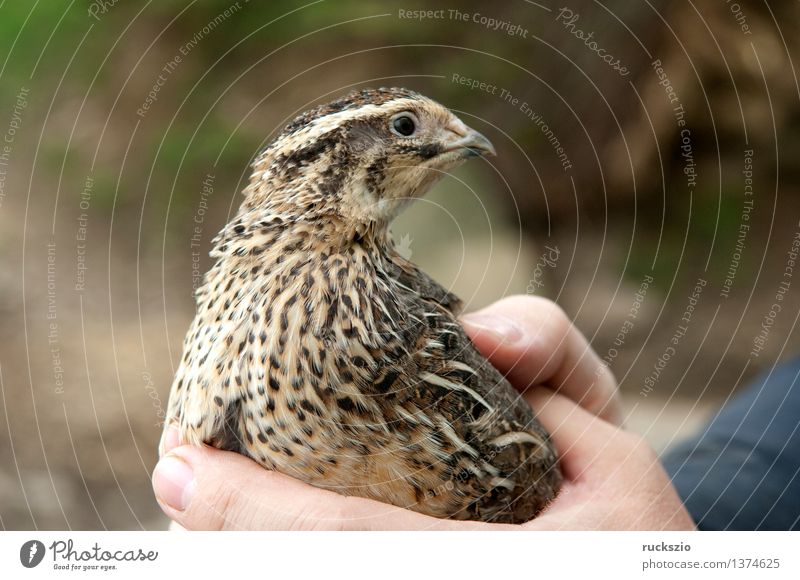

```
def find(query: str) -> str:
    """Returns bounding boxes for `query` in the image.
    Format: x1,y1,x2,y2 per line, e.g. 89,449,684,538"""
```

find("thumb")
152,443,350,530
151,435,472,530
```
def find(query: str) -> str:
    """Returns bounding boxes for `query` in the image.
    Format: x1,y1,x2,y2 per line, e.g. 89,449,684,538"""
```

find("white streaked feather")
420,371,494,412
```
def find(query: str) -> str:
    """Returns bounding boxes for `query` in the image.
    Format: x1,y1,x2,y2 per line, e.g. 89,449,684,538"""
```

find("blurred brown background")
1,0,799,529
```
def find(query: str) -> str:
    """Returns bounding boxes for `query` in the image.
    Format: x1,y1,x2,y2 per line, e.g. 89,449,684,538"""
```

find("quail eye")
391,113,417,137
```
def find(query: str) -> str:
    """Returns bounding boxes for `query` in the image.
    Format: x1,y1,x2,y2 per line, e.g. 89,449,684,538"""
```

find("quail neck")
163,88,561,524
240,87,496,246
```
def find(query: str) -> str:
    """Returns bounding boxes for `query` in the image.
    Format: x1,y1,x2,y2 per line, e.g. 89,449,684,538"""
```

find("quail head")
163,87,562,523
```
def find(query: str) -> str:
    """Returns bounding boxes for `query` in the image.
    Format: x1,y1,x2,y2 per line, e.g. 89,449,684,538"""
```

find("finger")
461,295,621,424
151,443,496,530
159,426,180,457
526,389,632,481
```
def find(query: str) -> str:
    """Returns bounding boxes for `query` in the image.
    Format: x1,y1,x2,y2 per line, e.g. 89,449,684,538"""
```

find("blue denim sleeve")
662,358,800,530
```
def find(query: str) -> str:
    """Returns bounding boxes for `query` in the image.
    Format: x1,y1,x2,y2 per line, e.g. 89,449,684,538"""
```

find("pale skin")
153,295,695,530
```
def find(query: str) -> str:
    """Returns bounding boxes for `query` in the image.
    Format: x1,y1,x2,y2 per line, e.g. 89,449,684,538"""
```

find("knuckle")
196,477,252,531
541,302,571,335
524,303,571,362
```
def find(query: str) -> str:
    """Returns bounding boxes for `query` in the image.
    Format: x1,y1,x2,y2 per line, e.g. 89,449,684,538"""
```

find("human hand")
152,295,693,530
460,295,621,424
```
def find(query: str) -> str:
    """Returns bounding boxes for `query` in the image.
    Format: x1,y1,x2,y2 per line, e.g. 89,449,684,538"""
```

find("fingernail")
153,453,195,511
461,313,523,343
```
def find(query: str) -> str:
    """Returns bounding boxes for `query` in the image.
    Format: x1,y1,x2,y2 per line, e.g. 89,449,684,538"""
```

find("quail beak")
444,126,497,158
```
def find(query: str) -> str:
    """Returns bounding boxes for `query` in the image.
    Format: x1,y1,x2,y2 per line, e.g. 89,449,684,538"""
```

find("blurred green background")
1,0,799,529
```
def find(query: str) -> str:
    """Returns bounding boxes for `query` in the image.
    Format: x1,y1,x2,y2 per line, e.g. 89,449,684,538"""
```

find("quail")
163,87,562,523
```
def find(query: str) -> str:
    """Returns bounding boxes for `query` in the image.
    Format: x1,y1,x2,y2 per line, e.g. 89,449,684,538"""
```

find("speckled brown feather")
163,88,561,523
